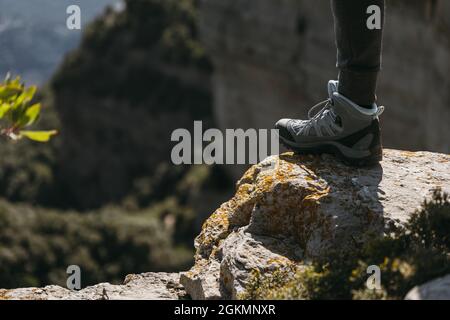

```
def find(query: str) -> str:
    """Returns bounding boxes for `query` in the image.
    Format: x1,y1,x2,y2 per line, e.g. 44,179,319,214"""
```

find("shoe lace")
307,99,332,120
292,99,337,136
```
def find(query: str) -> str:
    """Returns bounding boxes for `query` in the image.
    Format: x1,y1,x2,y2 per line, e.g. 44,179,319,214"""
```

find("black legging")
331,0,385,106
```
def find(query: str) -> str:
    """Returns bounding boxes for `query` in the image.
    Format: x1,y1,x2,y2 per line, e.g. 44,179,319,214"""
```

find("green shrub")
0,86,60,204
241,189,450,300
0,199,193,288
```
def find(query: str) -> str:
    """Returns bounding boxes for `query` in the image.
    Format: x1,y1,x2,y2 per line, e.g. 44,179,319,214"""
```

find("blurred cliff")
0,0,231,288
51,0,215,209
199,0,449,179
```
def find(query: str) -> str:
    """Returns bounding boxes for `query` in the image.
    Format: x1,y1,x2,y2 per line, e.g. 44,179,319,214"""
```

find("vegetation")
49,0,214,210
0,159,227,288
4,0,443,294
0,199,192,288
0,0,233,289
0,74,56,142
0,83,61,205
241,189,450,300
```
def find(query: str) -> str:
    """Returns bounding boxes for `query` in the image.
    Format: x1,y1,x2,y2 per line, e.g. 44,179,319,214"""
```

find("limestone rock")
181,149,450,299
3,149,449,300
0,273,184,300
405,274,450,300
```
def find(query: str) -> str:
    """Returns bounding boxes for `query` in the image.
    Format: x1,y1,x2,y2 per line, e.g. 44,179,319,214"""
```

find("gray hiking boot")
275,80,385,166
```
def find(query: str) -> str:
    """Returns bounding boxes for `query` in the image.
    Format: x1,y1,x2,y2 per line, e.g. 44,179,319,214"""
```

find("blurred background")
0,0,448,289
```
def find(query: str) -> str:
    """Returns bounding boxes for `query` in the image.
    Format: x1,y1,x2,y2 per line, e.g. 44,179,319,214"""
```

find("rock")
180,259,222,300
199,0,450,179
0,273,185,300
181,149,450,299
405,274,450,300
3,149,449,300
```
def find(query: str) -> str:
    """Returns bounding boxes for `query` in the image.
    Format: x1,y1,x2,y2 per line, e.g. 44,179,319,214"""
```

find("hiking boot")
275,80,385,166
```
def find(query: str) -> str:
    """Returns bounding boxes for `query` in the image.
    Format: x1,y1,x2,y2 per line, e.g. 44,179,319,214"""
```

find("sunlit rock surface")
2,149,449,300
0,273,185,300
405,274,450,300
180,149,450,299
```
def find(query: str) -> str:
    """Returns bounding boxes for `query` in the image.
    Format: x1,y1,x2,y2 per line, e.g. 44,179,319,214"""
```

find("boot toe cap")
275,119,294,142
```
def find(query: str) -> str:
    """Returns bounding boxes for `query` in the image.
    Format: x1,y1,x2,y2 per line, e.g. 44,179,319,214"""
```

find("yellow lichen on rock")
182,149,450,300
195,207,230,259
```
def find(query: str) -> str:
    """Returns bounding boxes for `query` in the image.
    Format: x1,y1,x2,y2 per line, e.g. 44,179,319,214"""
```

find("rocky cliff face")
199,0,450,179
3,149,448,300
180,149,450,299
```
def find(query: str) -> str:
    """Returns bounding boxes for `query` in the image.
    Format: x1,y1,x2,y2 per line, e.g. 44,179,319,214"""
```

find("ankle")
337,70,378,107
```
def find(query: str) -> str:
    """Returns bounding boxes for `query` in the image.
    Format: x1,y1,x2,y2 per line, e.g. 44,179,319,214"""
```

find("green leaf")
12,86,35,110
6,75,22,86
22,103,41,127
20,130,58,142
0,85,22,100
22,86,37,103
0,76,57,143
0,103,11,118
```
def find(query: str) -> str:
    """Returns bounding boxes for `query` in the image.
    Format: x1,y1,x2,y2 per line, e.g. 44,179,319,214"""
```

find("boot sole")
279,136,383,167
